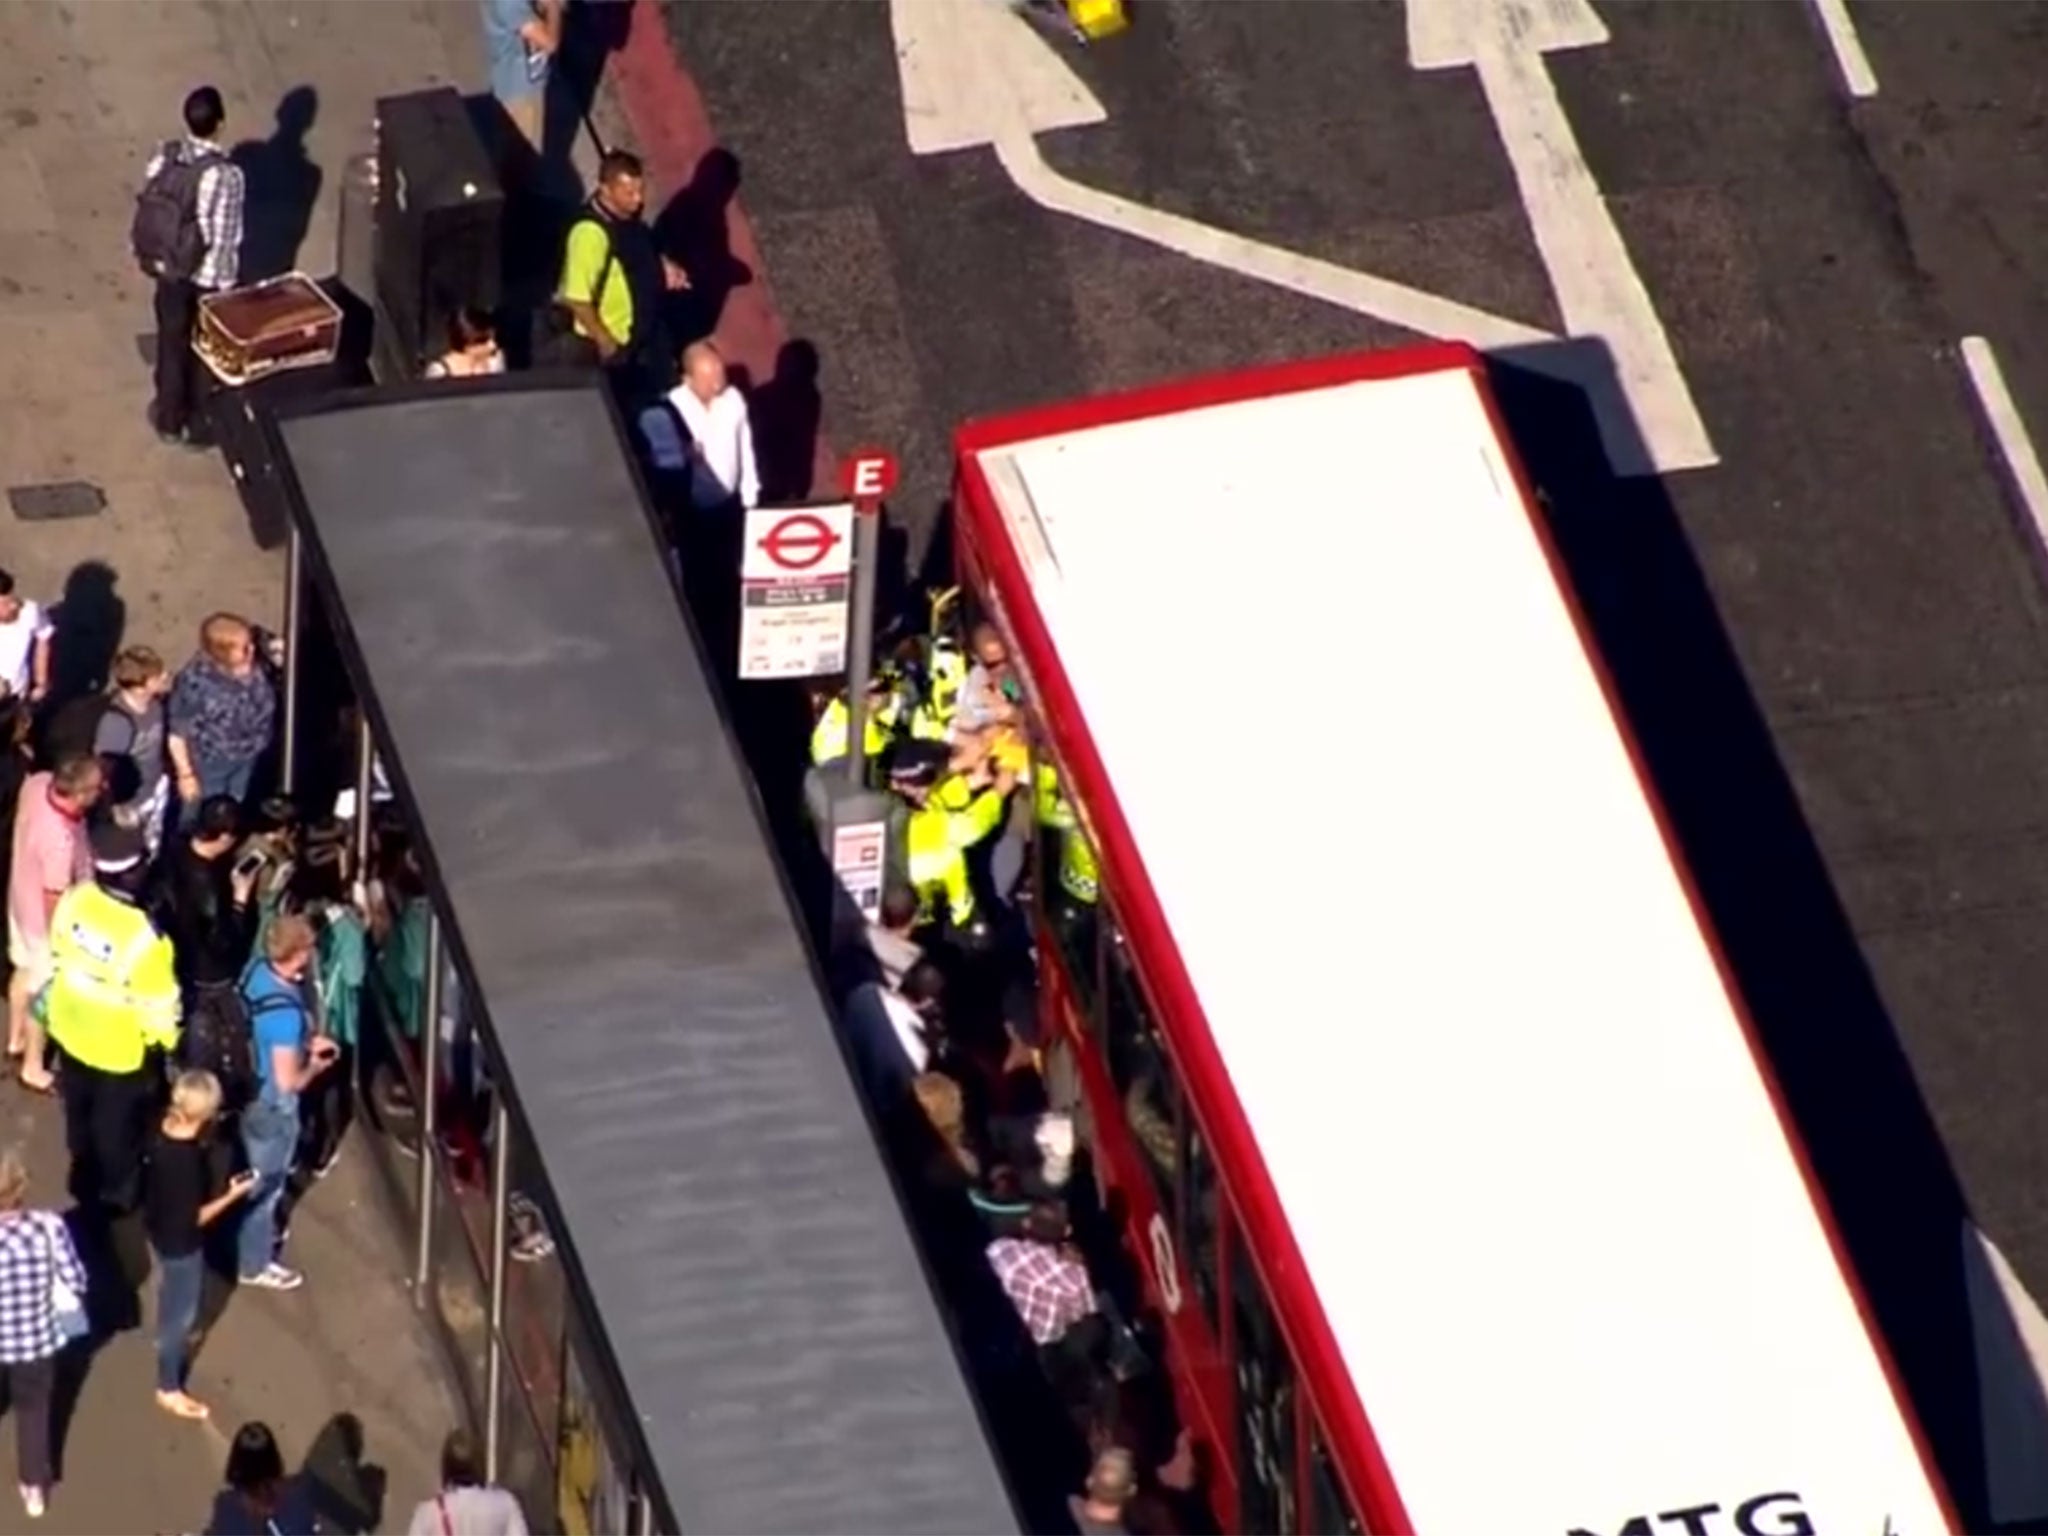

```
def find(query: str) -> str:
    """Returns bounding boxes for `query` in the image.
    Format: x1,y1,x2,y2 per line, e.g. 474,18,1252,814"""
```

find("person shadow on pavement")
728,339,822,505
654,148,752,347
40,559,125,727
232,86,324,284
301,1412,387,1535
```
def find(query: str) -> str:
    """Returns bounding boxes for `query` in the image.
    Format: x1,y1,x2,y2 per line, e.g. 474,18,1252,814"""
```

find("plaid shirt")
143,137,245,291
0,1211,86,1363
987,1236,1095,1345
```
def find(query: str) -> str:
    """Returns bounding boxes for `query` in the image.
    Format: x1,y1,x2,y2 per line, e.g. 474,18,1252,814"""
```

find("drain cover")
8,482,106,521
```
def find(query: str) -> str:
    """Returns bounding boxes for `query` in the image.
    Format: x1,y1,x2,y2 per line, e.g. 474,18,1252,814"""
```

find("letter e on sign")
839,448,900,513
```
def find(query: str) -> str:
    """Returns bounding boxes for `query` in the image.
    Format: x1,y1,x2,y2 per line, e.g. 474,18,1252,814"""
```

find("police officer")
889,746,1015,944
808,677,899,771
45,822,182,1216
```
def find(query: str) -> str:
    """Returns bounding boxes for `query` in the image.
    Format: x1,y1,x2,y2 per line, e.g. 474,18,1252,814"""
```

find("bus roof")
275,378,1021,1536
955,346,1952,1532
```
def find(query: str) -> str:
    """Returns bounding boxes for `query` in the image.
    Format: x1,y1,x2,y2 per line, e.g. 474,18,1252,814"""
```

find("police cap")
91,821,148,875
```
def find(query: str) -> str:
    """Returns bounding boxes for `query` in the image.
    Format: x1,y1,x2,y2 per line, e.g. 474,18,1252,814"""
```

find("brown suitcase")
195,273,342,387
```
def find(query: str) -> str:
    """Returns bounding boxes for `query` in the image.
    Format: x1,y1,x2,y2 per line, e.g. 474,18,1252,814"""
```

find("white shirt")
665,382,760,510
0,601,52,697
879,989,931,1076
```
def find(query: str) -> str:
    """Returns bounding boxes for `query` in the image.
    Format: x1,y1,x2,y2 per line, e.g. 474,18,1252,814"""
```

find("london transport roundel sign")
1148,1211,1184,1316
755,511,846,573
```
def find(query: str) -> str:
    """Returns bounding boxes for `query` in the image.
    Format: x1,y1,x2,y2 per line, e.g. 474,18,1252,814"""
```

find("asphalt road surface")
660,1,2048,1523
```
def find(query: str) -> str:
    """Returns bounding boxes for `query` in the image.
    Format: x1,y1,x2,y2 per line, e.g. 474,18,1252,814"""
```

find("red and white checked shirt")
986,1236,1095,1345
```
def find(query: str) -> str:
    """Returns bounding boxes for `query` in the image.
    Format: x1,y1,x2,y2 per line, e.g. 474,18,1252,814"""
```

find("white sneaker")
20,1483,44,1518
239,1262,304,1292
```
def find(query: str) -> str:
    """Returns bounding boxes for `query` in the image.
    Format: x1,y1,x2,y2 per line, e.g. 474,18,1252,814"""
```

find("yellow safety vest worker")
1060,823,1100,906
905,785,1006,928
1034,765,1099,906
810,694,895,768
909,639,969,742
44,883,181,1074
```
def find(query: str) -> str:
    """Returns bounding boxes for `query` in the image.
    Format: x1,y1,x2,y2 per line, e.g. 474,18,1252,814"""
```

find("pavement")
0,1,507,1529
643,0,2048,1526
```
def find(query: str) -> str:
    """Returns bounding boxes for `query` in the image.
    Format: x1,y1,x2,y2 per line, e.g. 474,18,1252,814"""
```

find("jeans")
153,1248,204,1392
178,755,256,829
237,1098,299,1278
0,1355,55,1487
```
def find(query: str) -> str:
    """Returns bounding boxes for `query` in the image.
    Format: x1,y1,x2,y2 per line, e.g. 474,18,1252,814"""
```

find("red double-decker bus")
949,344,1957,1535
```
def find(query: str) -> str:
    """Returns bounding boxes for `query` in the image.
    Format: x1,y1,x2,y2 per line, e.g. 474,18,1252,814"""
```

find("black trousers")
59,1059,156,1215
298,1041,354,1171
0,1355,56,1488
151,277,202,436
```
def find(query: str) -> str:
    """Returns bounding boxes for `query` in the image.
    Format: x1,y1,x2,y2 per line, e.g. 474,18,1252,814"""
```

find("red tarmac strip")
608,0,839,491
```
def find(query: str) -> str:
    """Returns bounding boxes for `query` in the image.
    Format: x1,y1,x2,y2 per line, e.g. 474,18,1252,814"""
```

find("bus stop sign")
839,449,899,512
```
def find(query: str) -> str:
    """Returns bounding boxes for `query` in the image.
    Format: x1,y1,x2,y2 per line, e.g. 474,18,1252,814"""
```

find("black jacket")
152,841,254,989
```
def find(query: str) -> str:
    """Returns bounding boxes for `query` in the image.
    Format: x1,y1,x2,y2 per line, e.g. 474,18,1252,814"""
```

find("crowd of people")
804,608,1204,1536
112,2,1183,1521
0,588,487,1524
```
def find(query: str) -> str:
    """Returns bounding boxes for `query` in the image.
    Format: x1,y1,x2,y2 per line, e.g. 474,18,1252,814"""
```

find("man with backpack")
133,86,245,448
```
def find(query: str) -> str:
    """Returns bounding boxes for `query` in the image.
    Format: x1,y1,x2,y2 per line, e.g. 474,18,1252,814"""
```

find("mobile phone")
232,849,265,881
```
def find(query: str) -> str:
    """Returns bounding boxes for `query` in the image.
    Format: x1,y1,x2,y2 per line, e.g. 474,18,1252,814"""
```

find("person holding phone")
235,916,338,1292
147,1069,257,1420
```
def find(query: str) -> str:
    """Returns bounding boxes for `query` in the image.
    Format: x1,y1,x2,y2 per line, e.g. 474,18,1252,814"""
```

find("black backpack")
180,985,258,1114
131,142,209,281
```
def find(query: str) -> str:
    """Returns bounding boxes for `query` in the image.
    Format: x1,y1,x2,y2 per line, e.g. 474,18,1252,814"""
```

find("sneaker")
20,1484,43,1518
239,1262,304,1292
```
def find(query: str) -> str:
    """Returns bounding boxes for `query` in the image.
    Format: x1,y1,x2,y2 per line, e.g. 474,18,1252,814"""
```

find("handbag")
38,1215,87,1344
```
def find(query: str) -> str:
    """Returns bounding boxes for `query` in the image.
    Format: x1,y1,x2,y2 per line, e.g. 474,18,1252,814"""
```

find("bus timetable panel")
957,348,1952,1534
275,378,1021,1536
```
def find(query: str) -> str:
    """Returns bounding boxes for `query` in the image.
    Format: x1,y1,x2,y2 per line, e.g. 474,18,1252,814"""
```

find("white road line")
993,131,1555,355
1807,0,1879,99
1962,337,2048,553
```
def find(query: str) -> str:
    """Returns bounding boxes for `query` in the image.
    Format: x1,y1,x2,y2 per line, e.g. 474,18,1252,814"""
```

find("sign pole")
843,507,879,790
837,450,900,789
805,452,904,954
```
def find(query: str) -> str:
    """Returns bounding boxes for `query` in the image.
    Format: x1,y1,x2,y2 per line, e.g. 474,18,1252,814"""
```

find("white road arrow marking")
887,0,1714,479
1408,0,1716,476
1805,0,1880,99
891,0,1105,154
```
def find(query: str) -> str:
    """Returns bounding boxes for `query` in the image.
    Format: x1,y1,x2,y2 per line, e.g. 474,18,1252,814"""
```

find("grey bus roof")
272,379,1020,1536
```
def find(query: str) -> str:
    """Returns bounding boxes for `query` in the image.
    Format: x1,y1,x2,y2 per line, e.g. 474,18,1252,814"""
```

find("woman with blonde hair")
145,1070,256,1420
0,1145,86,1516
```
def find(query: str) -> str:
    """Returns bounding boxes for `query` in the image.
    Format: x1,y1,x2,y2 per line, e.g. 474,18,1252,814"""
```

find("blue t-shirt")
480,0,546,104
240,959,310,1110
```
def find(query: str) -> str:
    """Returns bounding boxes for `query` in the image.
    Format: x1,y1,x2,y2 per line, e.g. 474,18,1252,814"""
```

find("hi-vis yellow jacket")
44,883,181,1073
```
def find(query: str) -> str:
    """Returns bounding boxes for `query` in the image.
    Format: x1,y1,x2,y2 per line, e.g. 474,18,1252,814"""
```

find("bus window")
1034,743,1101,1021
1106,933,1181,1218
1184,1122,1219,1331
1233,1241,1297,1536
1309,1425,1364,1535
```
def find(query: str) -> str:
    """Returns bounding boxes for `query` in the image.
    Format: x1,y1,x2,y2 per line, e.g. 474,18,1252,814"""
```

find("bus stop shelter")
261,375,1021,1535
